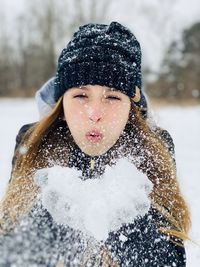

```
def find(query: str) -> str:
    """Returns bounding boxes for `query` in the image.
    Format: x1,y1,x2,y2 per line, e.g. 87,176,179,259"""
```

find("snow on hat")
54,21,145,107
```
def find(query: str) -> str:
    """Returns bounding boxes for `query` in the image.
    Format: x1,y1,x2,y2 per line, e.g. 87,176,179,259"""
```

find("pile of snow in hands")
34,158,153,241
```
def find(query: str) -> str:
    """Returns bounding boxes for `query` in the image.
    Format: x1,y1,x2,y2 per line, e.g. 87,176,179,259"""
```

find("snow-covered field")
0,98,199,266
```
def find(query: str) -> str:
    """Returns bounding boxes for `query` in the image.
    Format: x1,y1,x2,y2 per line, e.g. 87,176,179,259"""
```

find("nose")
87,103,103,123
89,113,101,122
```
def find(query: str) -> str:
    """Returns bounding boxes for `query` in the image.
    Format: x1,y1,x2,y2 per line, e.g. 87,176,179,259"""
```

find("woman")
0,21,190,266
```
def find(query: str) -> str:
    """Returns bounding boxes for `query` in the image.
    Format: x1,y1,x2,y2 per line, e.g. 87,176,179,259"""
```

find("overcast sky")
1,0,199,27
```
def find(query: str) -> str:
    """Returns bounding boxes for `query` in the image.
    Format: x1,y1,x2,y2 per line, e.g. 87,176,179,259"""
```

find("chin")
75,138,114,156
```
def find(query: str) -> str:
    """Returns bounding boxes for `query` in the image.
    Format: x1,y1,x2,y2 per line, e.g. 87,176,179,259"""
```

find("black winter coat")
0,123,186,267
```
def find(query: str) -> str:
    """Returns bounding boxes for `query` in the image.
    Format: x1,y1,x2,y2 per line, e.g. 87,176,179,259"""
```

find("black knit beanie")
54,21,146,109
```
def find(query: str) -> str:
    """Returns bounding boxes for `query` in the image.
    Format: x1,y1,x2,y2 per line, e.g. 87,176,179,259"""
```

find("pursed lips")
85,129,104,141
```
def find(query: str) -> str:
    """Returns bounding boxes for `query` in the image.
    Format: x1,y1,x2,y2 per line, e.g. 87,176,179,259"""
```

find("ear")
132,86,141,103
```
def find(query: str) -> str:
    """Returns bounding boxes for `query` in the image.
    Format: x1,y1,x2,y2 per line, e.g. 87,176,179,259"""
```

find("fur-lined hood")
35,77,56,119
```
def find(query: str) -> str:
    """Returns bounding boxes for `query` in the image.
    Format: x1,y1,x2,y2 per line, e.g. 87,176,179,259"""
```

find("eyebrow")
74,86,116,92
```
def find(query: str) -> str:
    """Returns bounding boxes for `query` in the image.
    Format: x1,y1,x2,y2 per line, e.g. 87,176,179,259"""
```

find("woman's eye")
73,95,120,100
106,96,121,100
74,95,87,98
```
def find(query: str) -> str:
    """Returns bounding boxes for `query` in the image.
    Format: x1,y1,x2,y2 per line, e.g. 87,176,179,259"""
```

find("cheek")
106,104,130,128
64,105,85,128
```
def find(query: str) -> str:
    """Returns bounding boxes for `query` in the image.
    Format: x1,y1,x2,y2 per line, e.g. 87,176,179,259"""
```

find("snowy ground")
0,98,199,266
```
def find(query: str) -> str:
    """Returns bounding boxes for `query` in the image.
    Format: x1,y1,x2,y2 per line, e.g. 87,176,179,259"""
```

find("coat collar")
67,139,121,180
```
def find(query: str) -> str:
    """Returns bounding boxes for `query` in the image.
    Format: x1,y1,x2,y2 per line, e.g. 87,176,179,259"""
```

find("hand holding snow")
34,158,153,241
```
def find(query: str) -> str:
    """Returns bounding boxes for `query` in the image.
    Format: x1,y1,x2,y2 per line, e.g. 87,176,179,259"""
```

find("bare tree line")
0,0,199,100
0,0,114,97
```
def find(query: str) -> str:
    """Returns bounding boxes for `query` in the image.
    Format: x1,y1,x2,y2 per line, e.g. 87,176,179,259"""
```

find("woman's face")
63,85,131,156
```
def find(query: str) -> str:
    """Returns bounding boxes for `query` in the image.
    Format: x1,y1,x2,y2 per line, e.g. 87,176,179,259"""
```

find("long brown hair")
0,96,190,244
